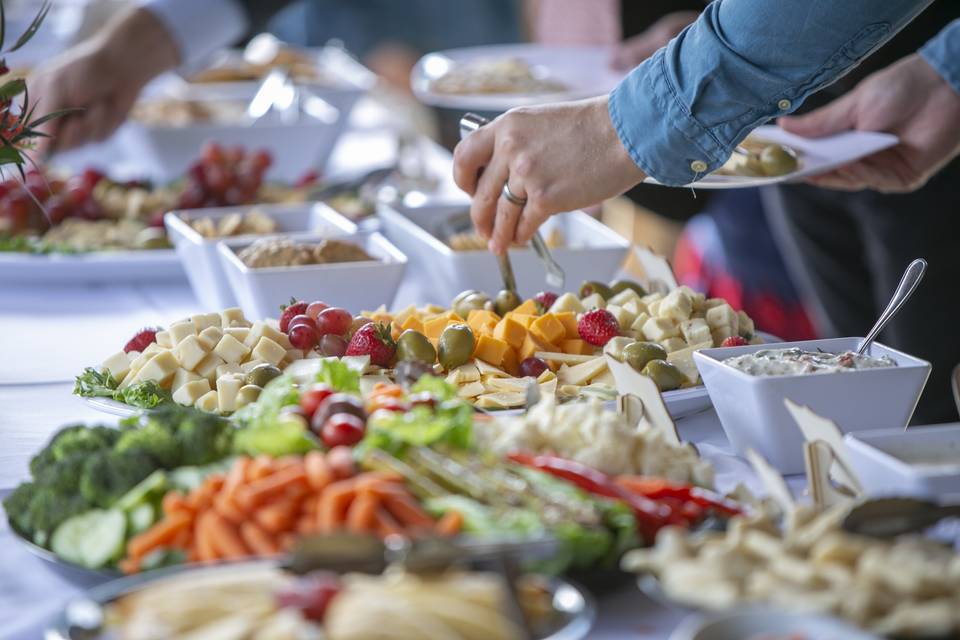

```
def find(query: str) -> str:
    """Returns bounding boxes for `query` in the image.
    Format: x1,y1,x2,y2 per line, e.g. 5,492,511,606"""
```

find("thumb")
778,92,856,138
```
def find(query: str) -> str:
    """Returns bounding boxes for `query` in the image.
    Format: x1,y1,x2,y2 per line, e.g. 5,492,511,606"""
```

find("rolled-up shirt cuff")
139,0,249,66
609,48,729,187
919,19,960,96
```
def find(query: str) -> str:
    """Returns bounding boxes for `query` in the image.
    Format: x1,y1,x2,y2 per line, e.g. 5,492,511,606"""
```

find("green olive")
134,227,170,250
452,289,482,307
396,329,437,365
622,341,668,372
641,359,688,392
759,144,798,177
579,281,614,300
453,292,490,320
609,280,647,298
493,289,522,316
438,323,475,370
245,363,282,388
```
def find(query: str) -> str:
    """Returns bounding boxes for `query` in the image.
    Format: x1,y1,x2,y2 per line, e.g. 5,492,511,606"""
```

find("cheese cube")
680,318,712,345
191,313,221,331
399,315,425,335
235,384,262,409
560,338,594,355
630,312,652,333
214,334,251,364
609,288,641,308
216,363,243,379
553,312,579,339
155,331,173,349
172,367,201,391
196,326,223,351
142,342,163,358
217,375,243,413
679,286,707,311
659,289,693,322
640,292,664,307
501,346,520,376
252,337,286,366
243,321,289,349
642,317,681,341
168,320,197,345
285,348,304,363
737,311,755,338
519,332,553,361
647,299,664,318
622,299,645,317
660,337,688,353
101,351,131,382
605,305,635,330
175,335,209,371
473,335,510,366
511,299,538,315
240,359,264,373
712,326,735,344
172,379,211,406
195,353,226,382
220,307,250,328
529,314,565,346
223,327,250,343
703,298,726,310
195,390,220,412
244,321,267,348
705,303,739,334
136,350,179,384
261,324,291,349
580,293,606,310
548,292,585,315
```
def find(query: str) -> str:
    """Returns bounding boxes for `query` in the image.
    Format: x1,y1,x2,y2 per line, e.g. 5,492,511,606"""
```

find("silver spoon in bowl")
856,258,927,356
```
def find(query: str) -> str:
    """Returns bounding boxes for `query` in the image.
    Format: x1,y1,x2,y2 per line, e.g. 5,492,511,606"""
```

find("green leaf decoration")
8,0,50,53
0,77,24,100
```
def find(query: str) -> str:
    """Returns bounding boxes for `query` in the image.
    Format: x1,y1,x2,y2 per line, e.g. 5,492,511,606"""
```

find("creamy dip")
724,348,896,377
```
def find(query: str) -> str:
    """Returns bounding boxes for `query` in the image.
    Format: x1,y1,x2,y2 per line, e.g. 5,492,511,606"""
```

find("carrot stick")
381,493,435,529
240,521,281,556
248,454,275,481
171,527,192,549
373,507,404,538
162,492,193,517
305,451,334,491
195,512,220,562
223,457,251,498
127,511,192,560
255,500,298,534
435,510,463,537
297,514,318,535
355,472,404,492
214,493,247,525
317,479,356,532
346,492,378,533
118,557,141,575
206,511,250,560
236,465,308,510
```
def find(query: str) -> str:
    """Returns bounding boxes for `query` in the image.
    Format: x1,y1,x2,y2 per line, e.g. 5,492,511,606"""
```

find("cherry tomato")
320,413,366,448
300,384,334,418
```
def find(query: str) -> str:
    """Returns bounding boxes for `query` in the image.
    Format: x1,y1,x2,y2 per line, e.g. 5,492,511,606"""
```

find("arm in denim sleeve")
919,19,960,95
609,0,933,185
139,0,249,66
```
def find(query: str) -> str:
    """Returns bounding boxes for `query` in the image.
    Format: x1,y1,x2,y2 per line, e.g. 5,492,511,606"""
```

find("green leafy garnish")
361,398,473,457
315,359,360,393
73,368,169,409
410,374,458,401
73,367,117,398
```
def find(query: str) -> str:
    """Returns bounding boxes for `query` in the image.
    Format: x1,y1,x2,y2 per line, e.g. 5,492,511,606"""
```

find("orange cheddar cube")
501,347,520,376
473,335,510,365
519,332,555,361
560,338,595,355
424,315,451,339
512,299,539,316
509,313,537,328
467,309,500,335
400,315,425,334
530,314,565,345
493,316,527,350
444,311,465,323
555,312,579,339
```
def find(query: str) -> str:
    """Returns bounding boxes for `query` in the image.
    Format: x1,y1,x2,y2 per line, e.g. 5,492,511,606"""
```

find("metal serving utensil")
842,497,960,538
856,258,926,356
459,113,566,290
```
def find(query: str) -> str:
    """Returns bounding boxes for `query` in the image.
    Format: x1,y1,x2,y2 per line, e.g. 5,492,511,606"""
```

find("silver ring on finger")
501,181,527,207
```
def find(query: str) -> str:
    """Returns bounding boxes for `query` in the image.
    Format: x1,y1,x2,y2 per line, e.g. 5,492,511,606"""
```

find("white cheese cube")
194,390,220,413
640,292,664,307
737,311,755,337
285,348,305,363
608,288,641,308
630,312,652,333
172,367,201,391
711,326,735,344
659,289,693,322
703,298,726,310
705,303,739,334
195,353,226,382
548,292,585,314
660,337,688,353
155,331,173,349
220,307,250,328
175,335,209,371
172,379,211,406
191,313,221,331
252,337,286,366
240,359,265,373
168,320,197,345
141,342,163,357
135,350,179,384
680,318,712,345
580,293,606,310
223,327,250,343
197,326,224,351
101,351,131,382
235,384,262,409
647,299,663,317
216,375,243,413
605,304,636,330
691,309,706,319
622,299,645,316
679,286,707,311
261,324,292,350
126,351,152,377
244,321,268,348
216,363,243,379
642,317,681,341
214,334,251,364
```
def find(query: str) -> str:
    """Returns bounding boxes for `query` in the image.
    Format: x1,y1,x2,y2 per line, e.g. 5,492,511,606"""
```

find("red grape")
315,307,352,336
275,573,341,622
295,169,321,188
300,384,334,418
279,301,308,332
519,357,548,378
81,168,105,190
305,301,329,320
349,316,373,335
200,141,224,166
318,334,348,357
251,149,272,171
225,145,244,167
204,165,228,194
45,196,68,224
320,413,365,448
287,314,316,332
288,323,319,350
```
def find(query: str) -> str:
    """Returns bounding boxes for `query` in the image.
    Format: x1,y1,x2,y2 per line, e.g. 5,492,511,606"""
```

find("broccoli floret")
114,422,179,468
24,486,87,536
34,454,88,494
80,450,158,509
173,410,233,466
3,482,37,534
29,424,118,476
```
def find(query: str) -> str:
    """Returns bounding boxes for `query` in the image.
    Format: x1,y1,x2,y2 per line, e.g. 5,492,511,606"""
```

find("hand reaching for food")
609,11,699,71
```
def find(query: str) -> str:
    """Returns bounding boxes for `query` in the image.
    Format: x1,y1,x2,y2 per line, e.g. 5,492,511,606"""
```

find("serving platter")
10,524,120,586
0,249,185,284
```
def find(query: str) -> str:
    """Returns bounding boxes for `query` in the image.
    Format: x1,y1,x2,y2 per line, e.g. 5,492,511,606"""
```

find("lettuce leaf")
316,359,360,393
114,380,169,409
73,367,117,398
361,400,473,457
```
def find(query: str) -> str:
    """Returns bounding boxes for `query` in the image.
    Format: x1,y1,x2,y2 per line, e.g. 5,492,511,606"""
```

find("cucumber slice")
51,509,127,569
128,502,156,535
114,470,167,512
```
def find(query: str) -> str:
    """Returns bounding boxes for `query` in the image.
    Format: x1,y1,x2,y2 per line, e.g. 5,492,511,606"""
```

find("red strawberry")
279,299,308,333
533,291,558,312
124,328,159,353
721,336,748,347
577,309,620,346
345,322,396,367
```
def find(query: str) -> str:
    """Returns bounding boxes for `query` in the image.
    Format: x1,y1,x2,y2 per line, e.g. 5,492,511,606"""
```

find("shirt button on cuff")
690,160,708,173
777,99,792,110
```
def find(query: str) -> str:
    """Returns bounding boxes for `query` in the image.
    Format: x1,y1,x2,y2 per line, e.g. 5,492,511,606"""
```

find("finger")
778,91,857,138
514,203,551,245
469,151,509,241
453,124,496,196
53,114,89,152
806,166,866,191
85,102,113,142
489,177,525,255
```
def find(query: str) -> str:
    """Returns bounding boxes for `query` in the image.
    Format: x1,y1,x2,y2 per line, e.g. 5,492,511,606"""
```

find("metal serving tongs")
459,113,566,289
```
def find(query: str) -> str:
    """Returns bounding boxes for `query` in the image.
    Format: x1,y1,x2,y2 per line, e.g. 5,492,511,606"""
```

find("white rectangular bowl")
378,203,629,304
694,338,931,474
217,230,407,320
165,203,357,309
844,424,960,500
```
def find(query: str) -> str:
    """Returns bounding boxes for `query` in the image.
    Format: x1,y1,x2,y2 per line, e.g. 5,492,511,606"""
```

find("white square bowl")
378,203,629,304
165,203,357,309
217,230,407,320
694,338,931,474
844,423,960,500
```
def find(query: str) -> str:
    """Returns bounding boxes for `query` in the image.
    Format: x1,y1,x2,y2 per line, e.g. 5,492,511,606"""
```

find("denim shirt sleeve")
919,19,960,95
609,0,933,186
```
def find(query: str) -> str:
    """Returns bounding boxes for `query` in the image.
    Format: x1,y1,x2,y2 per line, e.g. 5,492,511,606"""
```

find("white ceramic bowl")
669,610,880,640
694,338,930,474
165,203,357,309
378,203,629,304
217,230,407,320
844,423,960,500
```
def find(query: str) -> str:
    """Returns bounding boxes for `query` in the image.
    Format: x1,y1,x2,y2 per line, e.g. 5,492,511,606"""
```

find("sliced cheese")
446,362,481,384
557,357,608,386
457,380,486,398
474,391,526,409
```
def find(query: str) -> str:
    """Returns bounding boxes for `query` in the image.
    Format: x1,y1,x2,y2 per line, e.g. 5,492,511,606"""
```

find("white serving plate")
165,202,357,309
378,203,629,305
845,423,960,500
0,249,184,284
218,230,407,321
669,609,880,640
644,125,899,189
694,338,930,474
411,44,623,112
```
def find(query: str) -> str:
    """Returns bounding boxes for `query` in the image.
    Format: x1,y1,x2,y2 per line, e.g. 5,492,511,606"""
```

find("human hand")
30,8,179,155
779,54,960,193
609,11,699,71
452,96,646,255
